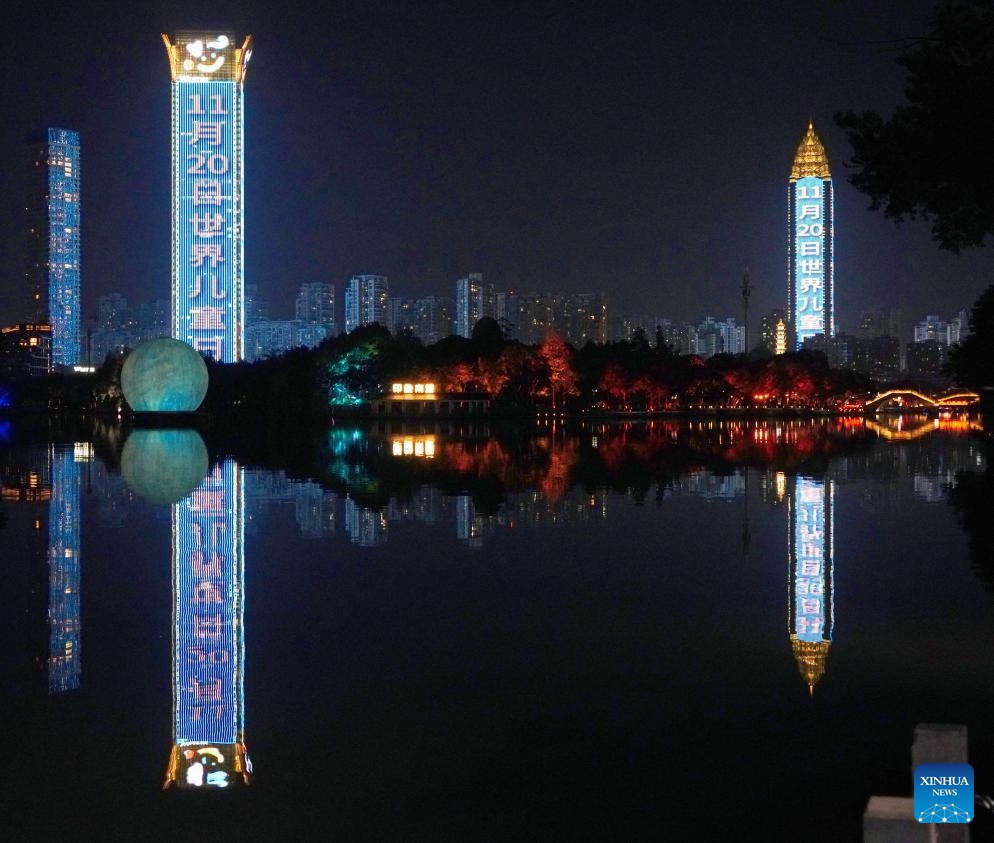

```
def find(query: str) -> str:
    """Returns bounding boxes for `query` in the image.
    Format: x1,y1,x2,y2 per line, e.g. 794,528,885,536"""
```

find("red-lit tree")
539,331,579,410
598,363,630,409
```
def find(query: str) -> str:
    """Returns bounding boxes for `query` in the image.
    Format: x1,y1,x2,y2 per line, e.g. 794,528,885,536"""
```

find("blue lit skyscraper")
163,33,252,362
26,128,81,369
787,123,834,350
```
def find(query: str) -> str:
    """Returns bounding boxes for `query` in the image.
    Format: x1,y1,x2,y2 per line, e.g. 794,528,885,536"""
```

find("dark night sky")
1,0,990,332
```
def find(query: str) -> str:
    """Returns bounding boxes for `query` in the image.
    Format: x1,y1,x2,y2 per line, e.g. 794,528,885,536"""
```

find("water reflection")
163,459,252,789
121,429,210,505
3,414,992,836
786,475,834,694
47,444,84,694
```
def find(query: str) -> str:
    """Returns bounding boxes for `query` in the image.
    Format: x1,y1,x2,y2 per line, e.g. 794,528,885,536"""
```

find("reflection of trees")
304,419,877,510
948,449,994,594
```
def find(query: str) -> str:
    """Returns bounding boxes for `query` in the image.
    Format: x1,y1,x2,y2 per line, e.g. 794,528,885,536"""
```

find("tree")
538,331,579,410
834,2,994,250
947,284,994,388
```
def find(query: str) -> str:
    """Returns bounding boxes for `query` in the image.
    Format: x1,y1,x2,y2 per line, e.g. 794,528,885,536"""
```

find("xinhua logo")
914,762,974,824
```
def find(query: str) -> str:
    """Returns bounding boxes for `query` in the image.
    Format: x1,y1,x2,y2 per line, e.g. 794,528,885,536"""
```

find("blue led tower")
27,129,81,369
787,123,834,350
786,475,835,694
164,458,252,788
163,33,252,362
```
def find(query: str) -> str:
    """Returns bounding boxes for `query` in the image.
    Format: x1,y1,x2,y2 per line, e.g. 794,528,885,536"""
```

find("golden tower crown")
790,121,831,181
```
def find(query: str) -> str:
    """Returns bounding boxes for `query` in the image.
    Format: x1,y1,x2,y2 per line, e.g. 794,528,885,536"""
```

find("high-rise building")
455,273,495,338
295,282,336,336
344,275,389,333
759,308,787,356
788,122,835,350
25,128,81,369
414,296,453,344
163,32,253,362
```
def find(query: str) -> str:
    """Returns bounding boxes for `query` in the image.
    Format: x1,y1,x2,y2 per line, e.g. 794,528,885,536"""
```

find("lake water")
2,415,992,841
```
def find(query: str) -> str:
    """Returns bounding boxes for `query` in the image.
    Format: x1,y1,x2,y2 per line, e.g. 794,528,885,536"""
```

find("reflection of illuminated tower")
787,476,835,694
787,122,834,349
47,445,82,693
162,33,252,362
164,460,252,788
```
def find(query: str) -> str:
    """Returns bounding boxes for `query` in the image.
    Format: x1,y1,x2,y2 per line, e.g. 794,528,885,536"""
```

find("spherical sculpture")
121,429,210,505
121,338,209,413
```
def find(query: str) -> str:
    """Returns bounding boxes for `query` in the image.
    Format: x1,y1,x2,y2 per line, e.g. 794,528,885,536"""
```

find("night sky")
1,0,989,332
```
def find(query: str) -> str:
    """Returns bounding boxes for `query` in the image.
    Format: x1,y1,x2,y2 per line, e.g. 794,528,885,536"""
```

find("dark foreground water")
2,414,993,841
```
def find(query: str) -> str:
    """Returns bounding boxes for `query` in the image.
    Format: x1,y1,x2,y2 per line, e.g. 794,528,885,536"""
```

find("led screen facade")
167,459,251,788
787,124,834,351
163,33,252,362
791,177,833,348
788,476,834,643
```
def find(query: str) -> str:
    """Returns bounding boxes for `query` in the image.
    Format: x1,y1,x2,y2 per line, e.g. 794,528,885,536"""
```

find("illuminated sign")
163,33,252,362
791,477,832,642
390,382,437,397
793,176,825,348
166,458,251,788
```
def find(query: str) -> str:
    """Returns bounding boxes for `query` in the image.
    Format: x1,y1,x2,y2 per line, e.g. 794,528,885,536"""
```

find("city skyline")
1,1,990,337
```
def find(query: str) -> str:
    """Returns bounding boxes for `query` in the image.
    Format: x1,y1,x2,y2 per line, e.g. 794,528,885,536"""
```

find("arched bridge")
864,389,981,413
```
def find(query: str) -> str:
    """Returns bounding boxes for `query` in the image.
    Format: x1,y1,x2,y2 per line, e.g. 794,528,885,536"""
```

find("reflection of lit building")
788,122,834,350
344,497,388,547
164,460,252,788
163,33,252,362
47,445,83,693
787,476,834,694
391,435,436,458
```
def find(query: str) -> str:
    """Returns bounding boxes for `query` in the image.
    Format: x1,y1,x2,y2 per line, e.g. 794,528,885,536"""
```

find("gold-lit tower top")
162,33,253,83
790,637,831,695
789,121,831,181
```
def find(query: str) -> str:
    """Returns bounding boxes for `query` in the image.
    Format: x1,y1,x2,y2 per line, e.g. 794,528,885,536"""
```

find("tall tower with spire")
162,33,252,362
787,122,834,350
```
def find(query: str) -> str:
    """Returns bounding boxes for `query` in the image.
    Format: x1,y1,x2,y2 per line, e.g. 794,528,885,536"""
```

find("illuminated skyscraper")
163,33,252,362
344,274,389,333
164,457,252,789
455,272,495,338
788,123,834,350
786,475,835,694
25,128,81,369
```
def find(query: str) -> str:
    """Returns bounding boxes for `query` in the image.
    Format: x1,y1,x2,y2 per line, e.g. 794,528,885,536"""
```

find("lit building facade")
786,475,835,694
455,273,495,338
163,33,253,362
788,123,834,350
25,128,81,369
164,458,252,788
344,275,389,333
295,282,336,335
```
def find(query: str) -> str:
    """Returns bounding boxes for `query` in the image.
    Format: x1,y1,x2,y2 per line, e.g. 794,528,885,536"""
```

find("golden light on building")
774,318,787,356
391,435,436,458
390,382,437,399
